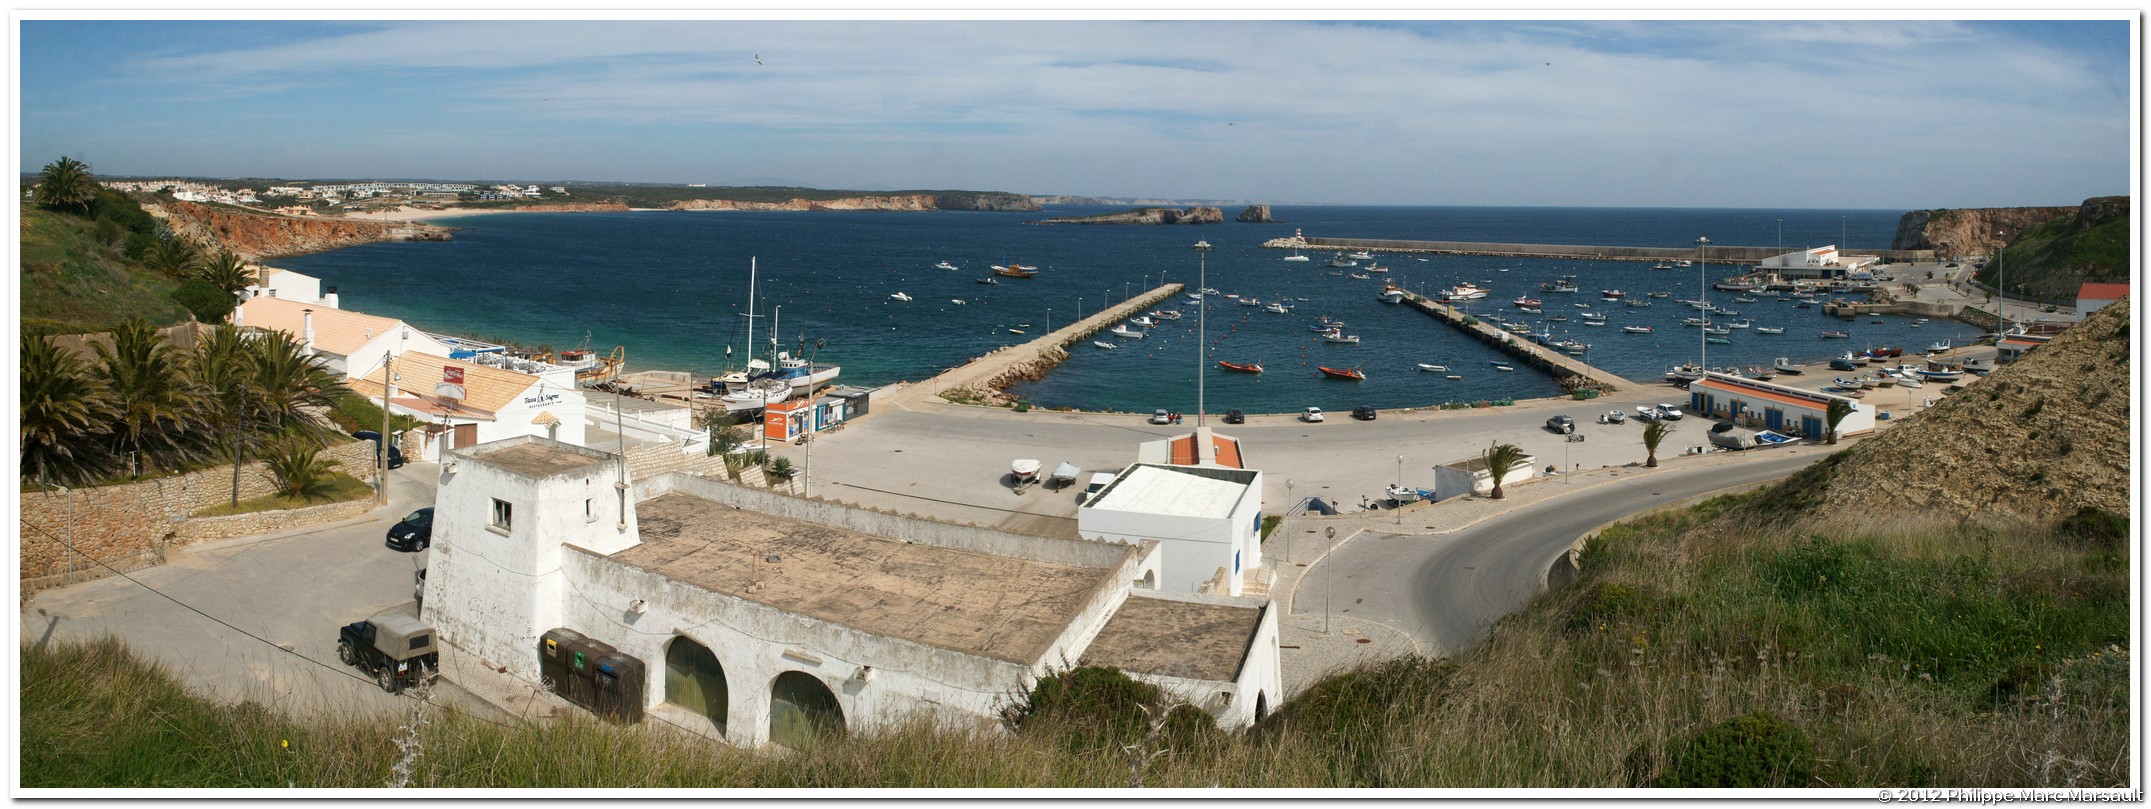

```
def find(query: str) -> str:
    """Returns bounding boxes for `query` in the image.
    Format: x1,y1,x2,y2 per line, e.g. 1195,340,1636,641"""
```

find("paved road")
18,462,511,722
1305,451,1820,656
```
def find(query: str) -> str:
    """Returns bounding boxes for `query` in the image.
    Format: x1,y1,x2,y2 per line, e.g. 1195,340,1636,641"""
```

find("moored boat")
1218,360,1264,373
1755,327,1785,335
1109,326,1145,339
1093,341,1117,350
1622,325,1653,333
1322,330,1361,344
991,262,1039,278
1441,282,1490,301
1317,366,1366,380
1821,330,1851,339
890,292,912,301
1417,363,1449,372
1773,357,1803,374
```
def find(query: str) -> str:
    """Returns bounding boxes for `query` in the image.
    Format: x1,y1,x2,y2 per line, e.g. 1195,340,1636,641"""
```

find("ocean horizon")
275,204,1981,413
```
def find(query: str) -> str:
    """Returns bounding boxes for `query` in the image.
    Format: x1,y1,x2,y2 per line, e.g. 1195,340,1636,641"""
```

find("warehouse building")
420,437,1281,749
1688,372,1874,440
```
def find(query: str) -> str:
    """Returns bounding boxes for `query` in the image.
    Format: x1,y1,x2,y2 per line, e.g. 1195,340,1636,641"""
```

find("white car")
1301,407,1325,423
1655,404,1685,420
1150,409,1172,425
1082,472,1116,503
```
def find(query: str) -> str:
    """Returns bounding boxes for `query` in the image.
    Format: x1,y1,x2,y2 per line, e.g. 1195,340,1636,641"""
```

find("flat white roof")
1087,464,1250,519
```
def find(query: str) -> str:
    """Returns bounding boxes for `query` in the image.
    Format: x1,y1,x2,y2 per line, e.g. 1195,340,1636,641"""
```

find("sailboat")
718,258,794,413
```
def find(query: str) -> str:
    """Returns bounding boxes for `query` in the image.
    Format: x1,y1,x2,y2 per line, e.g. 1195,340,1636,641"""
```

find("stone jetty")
877,284,1186,410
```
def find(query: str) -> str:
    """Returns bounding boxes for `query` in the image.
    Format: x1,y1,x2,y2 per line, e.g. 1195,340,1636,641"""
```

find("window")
491,499,513,531
586,498,595,523
408,635,429,651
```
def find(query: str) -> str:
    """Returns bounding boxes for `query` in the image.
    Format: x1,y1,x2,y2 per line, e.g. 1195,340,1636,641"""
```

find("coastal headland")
1270,235,1937,264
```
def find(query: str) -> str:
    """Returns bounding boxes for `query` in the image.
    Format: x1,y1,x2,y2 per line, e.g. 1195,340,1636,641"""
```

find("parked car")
352,430,405,469
337,608,439,694
1301,407,1325,423
1352,406,1377,421
1081,472,1115,503
1150,409,1172,425
1597,410,1627,425
1655,404,1685,421
1545,414,1575,434
1223,409,1245,425
1634,404,1663,422
385,507,434,552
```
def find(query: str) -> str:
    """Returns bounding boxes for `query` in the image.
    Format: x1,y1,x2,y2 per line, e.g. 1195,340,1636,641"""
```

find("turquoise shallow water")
275,205,1981,413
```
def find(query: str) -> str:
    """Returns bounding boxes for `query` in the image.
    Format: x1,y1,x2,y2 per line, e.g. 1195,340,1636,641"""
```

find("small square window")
491,498,513,531
585,498,597,523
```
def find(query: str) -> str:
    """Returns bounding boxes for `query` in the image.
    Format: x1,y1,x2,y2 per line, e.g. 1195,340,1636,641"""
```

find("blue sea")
276,205,1982,413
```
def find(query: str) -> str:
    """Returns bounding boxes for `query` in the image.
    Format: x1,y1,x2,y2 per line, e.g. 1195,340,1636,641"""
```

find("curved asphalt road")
1303,452,1820,656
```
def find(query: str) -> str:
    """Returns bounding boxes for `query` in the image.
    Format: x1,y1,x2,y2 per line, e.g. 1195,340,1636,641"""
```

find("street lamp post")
1284,478,1295,563
1323,525,1336,633
1697,237,1711,373
1995,230,2008,332
802,337,825,497
1394,455,1404,524
1194,240,1212,426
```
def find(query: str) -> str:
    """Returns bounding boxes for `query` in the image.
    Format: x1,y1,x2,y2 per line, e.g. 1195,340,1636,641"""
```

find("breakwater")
1400,293,1625,394
878,284,1186,410
1271,236,1935,264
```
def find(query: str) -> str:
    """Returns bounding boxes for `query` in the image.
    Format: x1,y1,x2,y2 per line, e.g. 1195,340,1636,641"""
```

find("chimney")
232,302,245,327
302,309,316,352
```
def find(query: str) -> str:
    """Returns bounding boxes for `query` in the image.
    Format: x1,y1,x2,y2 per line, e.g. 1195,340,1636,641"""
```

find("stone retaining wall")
171,497,377,542
19,439,377,582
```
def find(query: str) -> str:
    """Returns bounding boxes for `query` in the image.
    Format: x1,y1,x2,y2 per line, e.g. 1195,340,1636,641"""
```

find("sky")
15,16,2136,209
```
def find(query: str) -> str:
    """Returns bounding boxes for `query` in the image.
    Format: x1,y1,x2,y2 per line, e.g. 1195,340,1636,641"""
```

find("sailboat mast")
742,257,758,371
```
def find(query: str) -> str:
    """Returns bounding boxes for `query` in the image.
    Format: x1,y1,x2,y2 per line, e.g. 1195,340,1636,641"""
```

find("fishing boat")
1445,374,1463,380
1540,276,1581,294
1925,339,1953,353
1153,309,1182,320
1317,366,1366,380
1755,327,1785,335
1622,325,1653,333
1682,317,1711,327
1417,363,1449,372
1706,336,1732,345
1821,331,1851,339
1093,341,1117,350
1773,357,1803,374
1545,314,1566,321
1365,265,1390,274
1441,282,1491,301
976,276,999,285
1864,346,1904,358
1266,302,1290,313
889,292,912,302
1581,319,1606,327
991,262,1039,278
1626,298,1653,307
950,299,966,306
1724,319,1752,329
1494,365,1515,372
1733,295,1759,303
1580,311,1608,321
1218,360,1264,373
1665,363,1706,383
1916,364,1964,382
1652,262,1673,270
1005,328,1025,335
1347,273,1372,280
1110,326,1145,339
1322,330,1361,344
1129,316,1155,327
1347,251,1374,260
1713,277,1766,292
1238,297,1261,306
1646,291,1672,298
936,261,959,271
1677,260,1692,267
1378,285,1406,304
1327,255,1357,268
1513,296,1542,308
1704,326,1731,335
1600,289,1627,299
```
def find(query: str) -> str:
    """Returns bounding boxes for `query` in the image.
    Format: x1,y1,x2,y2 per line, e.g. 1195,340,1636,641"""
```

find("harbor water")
277,205,1982,413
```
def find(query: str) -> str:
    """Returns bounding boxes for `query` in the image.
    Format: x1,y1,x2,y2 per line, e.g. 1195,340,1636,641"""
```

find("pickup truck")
337,607,439,693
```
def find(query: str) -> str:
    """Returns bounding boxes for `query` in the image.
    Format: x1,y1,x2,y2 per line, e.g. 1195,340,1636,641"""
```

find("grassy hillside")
19,204,192,335
1975,197,2129,302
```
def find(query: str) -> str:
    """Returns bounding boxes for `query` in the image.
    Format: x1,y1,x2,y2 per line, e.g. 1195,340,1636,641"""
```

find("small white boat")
1006,328,1026,335
1130,316,1156,327
1323,332,1361,344
1347,251,1374,260
1622,325,1653,334
1110,326,1145,339
1494,365,1515,372
1238,297,1261,306
950,299,966,305
1626,298,1653,307
1266,303,1289,313
1725,319,1752,329
1445,374,1463,380
890,292,912,302
1755,327,1784,335
936,261,959,271
1093,341,1117,350
1347,273,1371,280
1417,363,1449,372
1926,340,1952,353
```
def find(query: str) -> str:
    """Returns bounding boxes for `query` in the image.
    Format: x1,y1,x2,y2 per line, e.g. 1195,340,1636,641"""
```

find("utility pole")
1324,525,1336,634
1194,240,1212,426
803,338,826,497
377,351,393,505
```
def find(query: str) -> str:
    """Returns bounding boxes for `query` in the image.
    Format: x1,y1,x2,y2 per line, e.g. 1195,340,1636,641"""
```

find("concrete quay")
875,283,1185,411
1400,292,1624,393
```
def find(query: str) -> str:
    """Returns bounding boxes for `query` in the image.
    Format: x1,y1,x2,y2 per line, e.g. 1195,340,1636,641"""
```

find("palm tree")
765,456,799,491
191,325,258,506
92,320,207,477
246,330,351,446
33,156,97,215
1642,420,1672,468
142,236,201,278
20,334,118,486
1824,399,1855,445
196,250,255,296
264,441,341,500
1482,442,1526,500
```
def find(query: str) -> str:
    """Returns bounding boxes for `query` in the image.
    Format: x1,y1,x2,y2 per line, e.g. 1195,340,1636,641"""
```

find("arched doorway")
1253,691,1269,723
663,636,728,731
769,671,845,748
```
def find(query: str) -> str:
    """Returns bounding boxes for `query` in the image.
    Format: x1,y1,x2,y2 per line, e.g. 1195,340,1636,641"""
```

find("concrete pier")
1276,236,1935,264
876,284,1186,410
1399,292,1625,394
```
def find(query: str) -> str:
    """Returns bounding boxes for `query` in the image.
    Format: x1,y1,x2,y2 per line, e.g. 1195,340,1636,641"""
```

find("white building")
1430,452,1538,502
1689,372,1875,440
1755,245,1878,280
349,351,586,459
1079,462,1266,597
233,295,454,382
421,437,1282,749
240,267,340,309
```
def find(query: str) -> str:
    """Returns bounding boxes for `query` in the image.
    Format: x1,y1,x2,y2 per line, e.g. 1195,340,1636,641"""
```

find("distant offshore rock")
1035,206,1226,225
1236,204,1275,223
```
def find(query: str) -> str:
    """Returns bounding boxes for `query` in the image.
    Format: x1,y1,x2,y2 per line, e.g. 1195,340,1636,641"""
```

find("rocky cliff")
666,192,1038,212
1036,207,1226,225
1236,204,1275,223
1757,297,2129,531
1976,196,2130,301
149,201,453,260
1891,204,2076,258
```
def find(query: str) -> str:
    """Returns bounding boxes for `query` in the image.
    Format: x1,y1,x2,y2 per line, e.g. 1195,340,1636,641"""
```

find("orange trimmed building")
1688,372,1875,440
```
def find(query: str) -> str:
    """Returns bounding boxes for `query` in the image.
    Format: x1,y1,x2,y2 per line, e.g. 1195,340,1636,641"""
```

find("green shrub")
1006,666,1164,753
1654,712,1815,787
2057,507,2127,551
169,278,234,324
1568,580,1653,632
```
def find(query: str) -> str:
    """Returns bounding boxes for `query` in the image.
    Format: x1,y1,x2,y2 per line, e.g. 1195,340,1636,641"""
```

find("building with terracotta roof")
348,351,585,459
241,266,340,309
1135,426,1246,469
233,295,452,382
2075,283,2128,317
1689,372,1874,440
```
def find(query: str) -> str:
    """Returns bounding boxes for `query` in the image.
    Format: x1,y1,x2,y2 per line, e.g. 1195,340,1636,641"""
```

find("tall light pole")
1994,229,2008,332
1697,237,1710,374
1394,455,1404,524
802,337,825,497
1323,525,1336,634
1194,240,1212,426
1284,478,1295,563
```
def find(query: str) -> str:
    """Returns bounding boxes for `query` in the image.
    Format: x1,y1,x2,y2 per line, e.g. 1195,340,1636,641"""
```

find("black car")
1223,409,1245,425
386,507,434,552
1351,406,1377,421
353,430,406,469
